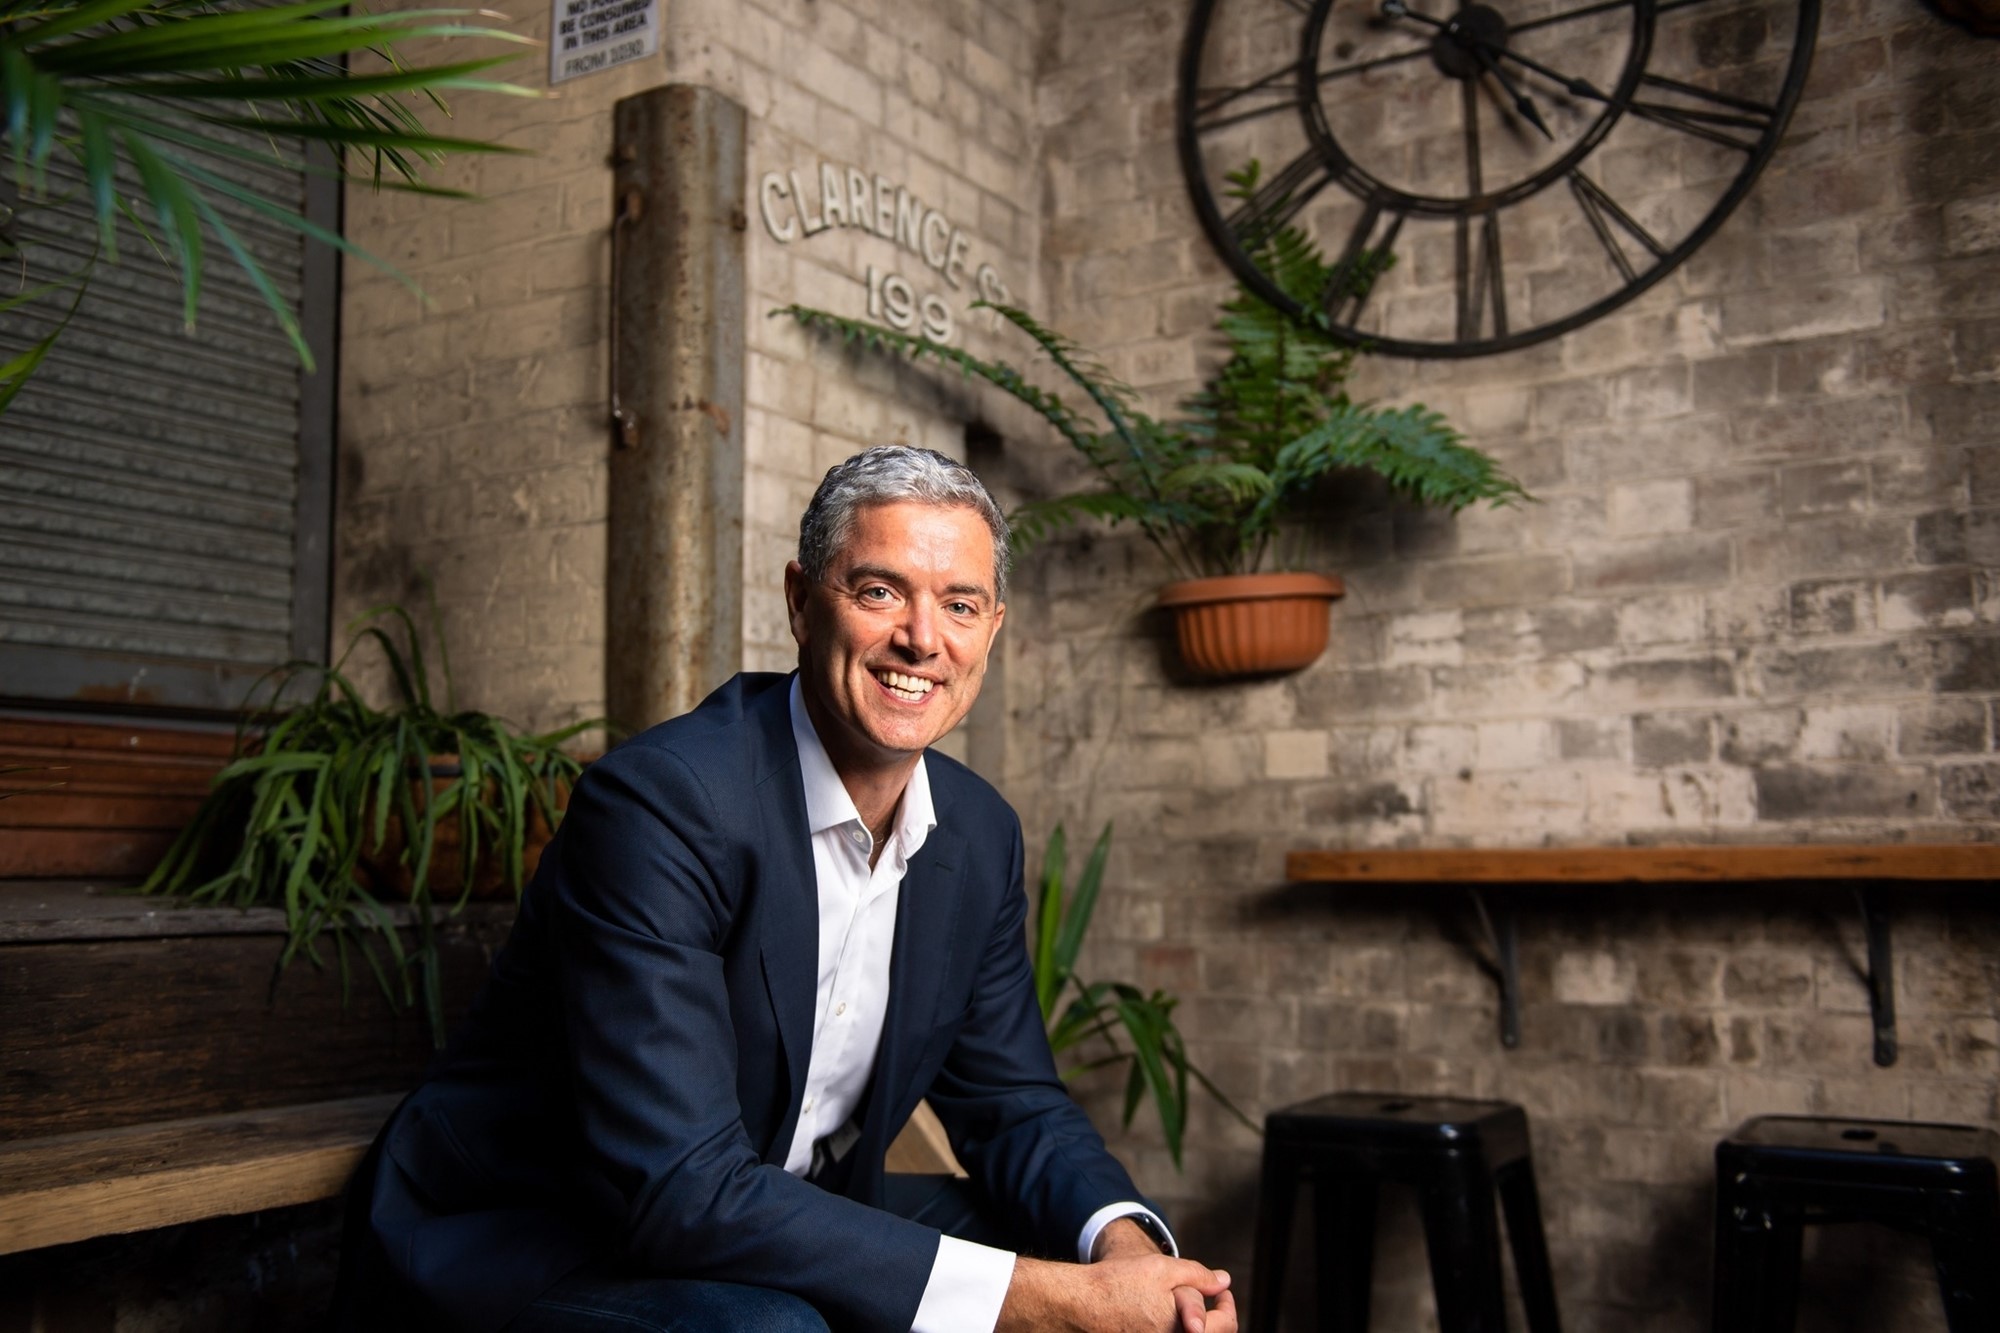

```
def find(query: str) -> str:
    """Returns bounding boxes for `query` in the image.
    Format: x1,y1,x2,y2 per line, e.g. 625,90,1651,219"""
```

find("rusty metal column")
607,85,746,731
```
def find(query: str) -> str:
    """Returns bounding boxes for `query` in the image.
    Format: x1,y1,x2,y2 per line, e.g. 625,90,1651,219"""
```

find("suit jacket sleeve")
548,743,940,1331
920,815,1160,1254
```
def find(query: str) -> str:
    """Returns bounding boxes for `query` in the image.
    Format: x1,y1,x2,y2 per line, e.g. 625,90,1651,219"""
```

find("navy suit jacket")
347,672,1152,1332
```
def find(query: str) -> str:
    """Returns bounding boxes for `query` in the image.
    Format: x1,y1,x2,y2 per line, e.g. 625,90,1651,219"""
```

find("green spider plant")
1034,821,1254,1169
0,0,537,411
784,162,1528,582
141,601,602,1046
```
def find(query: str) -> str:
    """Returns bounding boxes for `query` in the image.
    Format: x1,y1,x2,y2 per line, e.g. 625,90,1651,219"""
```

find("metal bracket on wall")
1466,887,1521,1049
1855,885,1896,1068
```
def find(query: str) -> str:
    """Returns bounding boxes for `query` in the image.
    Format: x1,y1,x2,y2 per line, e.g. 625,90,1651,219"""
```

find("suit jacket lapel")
750,675,816,1161
865,820,966,1137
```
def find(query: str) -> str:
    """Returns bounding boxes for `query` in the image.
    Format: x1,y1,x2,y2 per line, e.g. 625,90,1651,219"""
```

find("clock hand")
1379,0,1615,104
1473,45,1555,139
1377,0,1556,140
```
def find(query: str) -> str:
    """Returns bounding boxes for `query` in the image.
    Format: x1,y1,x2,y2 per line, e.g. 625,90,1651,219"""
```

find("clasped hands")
997,1218,1238,1333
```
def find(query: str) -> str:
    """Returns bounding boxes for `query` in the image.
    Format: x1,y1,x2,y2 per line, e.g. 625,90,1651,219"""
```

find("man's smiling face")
786,500,1006,774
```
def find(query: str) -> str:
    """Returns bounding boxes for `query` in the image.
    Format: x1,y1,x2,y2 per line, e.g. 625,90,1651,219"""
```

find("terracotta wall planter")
1156,572,1345,679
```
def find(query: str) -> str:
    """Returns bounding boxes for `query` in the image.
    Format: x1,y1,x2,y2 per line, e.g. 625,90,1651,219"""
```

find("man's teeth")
875,670,934,700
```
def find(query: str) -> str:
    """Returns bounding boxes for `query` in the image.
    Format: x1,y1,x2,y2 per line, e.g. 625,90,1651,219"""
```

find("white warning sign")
549,0,658,84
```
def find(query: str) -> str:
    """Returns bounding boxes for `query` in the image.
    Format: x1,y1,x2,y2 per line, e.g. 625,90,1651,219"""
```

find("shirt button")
835,1002,847,1016
803,1096,815,1112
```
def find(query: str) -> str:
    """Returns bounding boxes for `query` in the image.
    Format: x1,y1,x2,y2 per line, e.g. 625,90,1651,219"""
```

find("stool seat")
1713,1115,2000,1333
1250,1092,1560,1333
1268,1093,1534,1162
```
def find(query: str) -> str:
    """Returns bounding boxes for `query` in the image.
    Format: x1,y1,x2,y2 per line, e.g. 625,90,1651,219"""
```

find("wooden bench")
1286,843,2000,1067
0,1094,399,1256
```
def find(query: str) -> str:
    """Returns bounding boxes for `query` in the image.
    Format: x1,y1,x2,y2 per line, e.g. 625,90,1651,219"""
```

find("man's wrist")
1092,1217,1161,1261
1078,1202,1178,1263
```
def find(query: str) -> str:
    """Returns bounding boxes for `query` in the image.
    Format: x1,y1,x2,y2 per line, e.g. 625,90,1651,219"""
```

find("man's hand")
1088,1217,1235,1333
998,1249,1238,1333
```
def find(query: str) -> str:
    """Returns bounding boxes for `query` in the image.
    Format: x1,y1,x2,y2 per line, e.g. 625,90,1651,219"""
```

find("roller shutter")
0,118,336,714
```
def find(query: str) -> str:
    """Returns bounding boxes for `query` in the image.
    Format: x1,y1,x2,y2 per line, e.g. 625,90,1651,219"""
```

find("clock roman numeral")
1321,200,1404,325
1192,62,1305,135
1455,212,1507,342
1567,169,1667,283
1628,73,1777,153
1223,149,1334,251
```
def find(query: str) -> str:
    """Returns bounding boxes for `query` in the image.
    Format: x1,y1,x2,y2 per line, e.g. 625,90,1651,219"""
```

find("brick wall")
1018,0,2000,1328
329,0,2000,1325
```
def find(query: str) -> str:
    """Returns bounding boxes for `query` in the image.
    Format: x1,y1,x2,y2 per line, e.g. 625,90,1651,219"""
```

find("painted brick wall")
336,0,1044,739
1017,0,2000,1328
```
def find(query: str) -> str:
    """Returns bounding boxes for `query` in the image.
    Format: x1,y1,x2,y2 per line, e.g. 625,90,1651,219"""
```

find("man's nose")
893,599,941,659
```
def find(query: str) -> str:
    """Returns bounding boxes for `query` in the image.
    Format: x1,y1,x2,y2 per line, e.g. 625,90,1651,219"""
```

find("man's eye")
860,586,893,602
946,601,976,616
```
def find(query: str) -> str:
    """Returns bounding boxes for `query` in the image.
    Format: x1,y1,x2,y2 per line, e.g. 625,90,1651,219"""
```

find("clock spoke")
1462,76,1485,195
1322,199,1404,324
1567,168,1666,282
1509,0,1637,34
1223,149,1336,250
1455,212,1508,341
1194,61,1305,133
1627,72,1777,152
1315,42,1435,85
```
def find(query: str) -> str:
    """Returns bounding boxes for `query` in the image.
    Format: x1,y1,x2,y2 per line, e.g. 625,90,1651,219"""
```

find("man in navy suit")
340,446,1238,1332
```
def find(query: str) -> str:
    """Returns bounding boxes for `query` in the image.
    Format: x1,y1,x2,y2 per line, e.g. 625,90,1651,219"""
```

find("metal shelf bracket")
1856,885,1896,1068
1468,888,1521,1049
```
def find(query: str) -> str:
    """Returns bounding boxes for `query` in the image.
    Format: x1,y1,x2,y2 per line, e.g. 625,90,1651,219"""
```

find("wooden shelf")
1286,843,2000,885
1283,844,2000,1066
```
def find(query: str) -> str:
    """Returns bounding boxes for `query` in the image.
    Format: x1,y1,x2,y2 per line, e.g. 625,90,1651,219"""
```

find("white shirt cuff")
911,1233,1016,1333
1077,1201,1179,1263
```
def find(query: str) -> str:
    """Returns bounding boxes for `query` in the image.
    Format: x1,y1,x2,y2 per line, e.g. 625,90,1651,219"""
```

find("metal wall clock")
1177,0,1818,357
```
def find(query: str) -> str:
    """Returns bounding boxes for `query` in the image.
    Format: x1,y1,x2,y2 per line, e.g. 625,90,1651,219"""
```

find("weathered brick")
1576,535,1733,593
1721,279,1887,347
1720,708,1805,764
1633,713,1713,767
1693,470,1778,530
1588,657,1737,707
1896,698,1988,756
1797,705,1896,762
1882,569,1977,631
1788,579,1876,635
1415,553,1571,610
1723,954,1815,1007
1557,717,1627,761
1756,641,1927,698
1940,761,2000,818
1753,764,1937,820
1933,635,2000,692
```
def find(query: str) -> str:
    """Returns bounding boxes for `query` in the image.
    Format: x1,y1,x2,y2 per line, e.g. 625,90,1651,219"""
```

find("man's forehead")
826,502,998,585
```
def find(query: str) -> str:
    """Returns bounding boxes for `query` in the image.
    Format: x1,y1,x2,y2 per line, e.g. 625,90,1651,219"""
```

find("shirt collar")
788,674,936,850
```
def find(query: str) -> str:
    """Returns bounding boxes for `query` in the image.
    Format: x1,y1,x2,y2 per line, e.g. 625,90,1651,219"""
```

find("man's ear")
783,561,811,645
981,600,1005,668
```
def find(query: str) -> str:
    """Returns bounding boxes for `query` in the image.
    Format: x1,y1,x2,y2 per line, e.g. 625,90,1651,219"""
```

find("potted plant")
1033,821,1252,1167
141,603,601,1044
783,163,1529,679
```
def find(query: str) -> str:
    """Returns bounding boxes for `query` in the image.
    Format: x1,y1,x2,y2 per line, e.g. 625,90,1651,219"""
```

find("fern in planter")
782,162,1528,581
141,603,601,1045
1033,821,1255,1168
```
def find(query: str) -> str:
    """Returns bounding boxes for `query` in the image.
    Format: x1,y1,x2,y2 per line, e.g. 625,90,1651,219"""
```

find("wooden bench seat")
0,1094,399,1256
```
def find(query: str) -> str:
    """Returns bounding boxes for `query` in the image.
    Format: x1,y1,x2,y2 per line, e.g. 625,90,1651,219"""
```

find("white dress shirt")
784,680,1173,1333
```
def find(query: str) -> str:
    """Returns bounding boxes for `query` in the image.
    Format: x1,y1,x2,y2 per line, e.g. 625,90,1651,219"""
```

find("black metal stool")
1249,1092,1562,1333
1713,1115,2000,1333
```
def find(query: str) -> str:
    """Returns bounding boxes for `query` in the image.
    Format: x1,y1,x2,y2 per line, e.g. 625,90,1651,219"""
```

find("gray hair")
798,445,1011,601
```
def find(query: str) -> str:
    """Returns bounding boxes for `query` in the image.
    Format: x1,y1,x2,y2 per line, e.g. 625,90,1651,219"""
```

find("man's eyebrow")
842,563,992,601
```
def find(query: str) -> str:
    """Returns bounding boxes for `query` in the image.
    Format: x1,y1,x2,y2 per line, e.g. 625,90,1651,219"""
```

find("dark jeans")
505,1176,1015,1333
